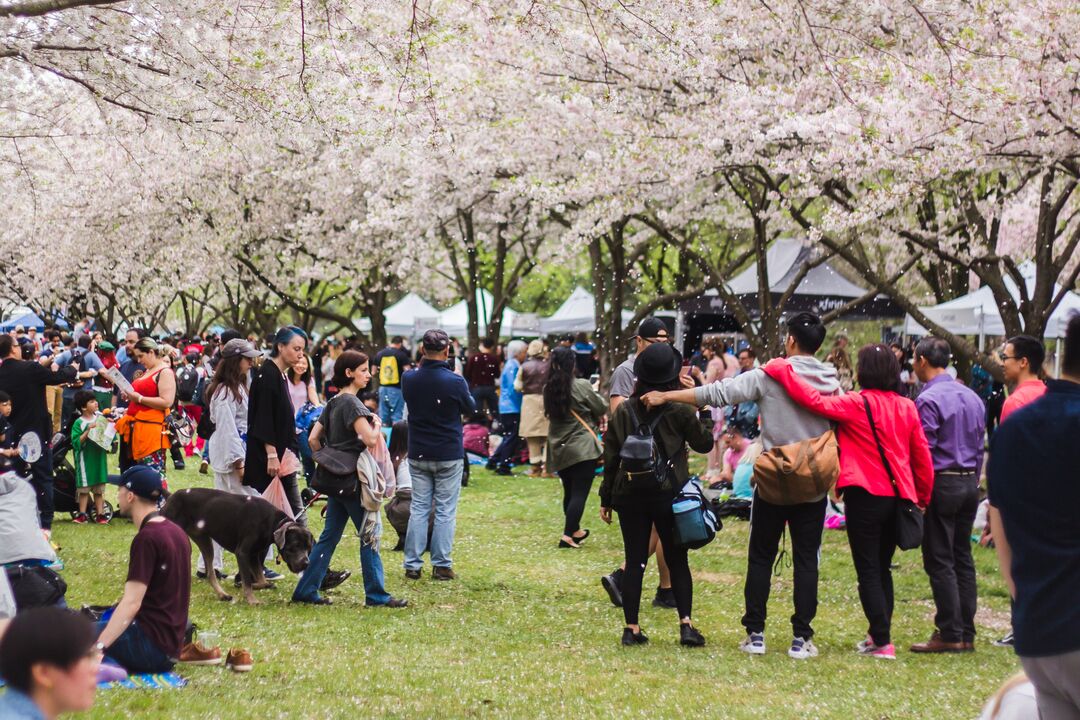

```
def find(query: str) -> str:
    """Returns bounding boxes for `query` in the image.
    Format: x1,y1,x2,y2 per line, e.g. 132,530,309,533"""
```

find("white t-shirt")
396,459,412,492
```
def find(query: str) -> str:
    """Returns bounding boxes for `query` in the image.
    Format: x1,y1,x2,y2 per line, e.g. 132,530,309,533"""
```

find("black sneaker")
680,624,706,647
652,587,678,609
993,631,1014,647
485,460,497,471
495,466,513,476
622,628,649,646
601,569,624,608
320,569,351,591
262,567,284,581
196,569,229,580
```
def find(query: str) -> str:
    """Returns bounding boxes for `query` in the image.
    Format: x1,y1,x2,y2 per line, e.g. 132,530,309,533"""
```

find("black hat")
422,329,450,352
636,317,669,341
633,342,682,385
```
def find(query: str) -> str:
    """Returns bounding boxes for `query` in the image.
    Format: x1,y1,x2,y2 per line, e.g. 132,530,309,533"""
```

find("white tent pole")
1056,337,1062,378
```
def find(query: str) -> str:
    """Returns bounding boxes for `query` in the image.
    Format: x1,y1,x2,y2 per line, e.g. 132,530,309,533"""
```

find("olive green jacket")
545,378,607,473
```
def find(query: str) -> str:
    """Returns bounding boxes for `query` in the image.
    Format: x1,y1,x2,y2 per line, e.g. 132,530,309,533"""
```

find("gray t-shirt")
323,393,372,455
608,357,636,399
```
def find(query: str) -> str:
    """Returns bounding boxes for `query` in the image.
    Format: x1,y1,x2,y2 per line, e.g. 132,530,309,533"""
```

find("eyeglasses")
998,353,1018,362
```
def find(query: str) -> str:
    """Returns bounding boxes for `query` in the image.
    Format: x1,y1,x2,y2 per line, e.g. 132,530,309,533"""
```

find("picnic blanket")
98,672,188,690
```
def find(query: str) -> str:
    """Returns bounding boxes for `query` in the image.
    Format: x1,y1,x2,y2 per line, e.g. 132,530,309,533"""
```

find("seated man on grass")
95,466,190,673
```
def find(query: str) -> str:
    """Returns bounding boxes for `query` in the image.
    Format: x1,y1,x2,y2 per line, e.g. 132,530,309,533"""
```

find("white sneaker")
788,637,819,660
740,632,766,655
856,635,873,653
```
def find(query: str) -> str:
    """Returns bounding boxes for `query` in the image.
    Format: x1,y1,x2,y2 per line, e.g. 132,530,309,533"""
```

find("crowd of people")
0,309,1078,719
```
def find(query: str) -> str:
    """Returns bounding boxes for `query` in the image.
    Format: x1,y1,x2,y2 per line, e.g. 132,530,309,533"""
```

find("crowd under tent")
673,239,903,355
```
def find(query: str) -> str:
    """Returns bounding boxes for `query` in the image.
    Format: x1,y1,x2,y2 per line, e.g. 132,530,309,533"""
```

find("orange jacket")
114,408,170,461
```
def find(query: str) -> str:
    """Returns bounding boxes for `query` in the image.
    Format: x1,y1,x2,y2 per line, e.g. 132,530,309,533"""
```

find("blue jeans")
404,459,463,570
491,413,521,469
378,386,405,425
292,494,391,604
94,619,174,674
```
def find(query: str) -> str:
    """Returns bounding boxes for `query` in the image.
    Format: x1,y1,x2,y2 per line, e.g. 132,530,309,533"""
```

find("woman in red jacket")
762,344,934,660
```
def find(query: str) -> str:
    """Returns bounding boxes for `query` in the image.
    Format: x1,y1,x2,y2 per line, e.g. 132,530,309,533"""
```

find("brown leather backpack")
751,430,839,505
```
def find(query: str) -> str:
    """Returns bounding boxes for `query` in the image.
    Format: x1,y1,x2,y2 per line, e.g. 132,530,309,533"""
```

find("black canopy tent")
673,239,903,354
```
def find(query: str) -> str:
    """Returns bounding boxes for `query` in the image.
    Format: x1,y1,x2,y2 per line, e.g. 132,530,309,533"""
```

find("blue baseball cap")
109,466,166,502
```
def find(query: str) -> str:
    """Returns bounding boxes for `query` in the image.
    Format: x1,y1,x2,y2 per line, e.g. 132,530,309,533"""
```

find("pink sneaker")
857,642,896,660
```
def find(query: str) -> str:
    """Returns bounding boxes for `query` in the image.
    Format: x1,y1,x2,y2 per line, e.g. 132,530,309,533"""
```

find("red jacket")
762,358,935,507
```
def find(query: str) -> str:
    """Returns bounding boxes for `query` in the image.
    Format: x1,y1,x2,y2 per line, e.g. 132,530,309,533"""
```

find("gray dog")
163,487,313,605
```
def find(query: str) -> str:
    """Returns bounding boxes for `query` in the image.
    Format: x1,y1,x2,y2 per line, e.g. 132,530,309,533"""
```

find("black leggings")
558,459,596,536
843,486,898,646
616,494,692,626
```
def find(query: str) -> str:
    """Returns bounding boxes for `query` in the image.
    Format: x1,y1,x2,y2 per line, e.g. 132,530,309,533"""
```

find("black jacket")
600,398,712,508
244,361,298,491
0,358,76,443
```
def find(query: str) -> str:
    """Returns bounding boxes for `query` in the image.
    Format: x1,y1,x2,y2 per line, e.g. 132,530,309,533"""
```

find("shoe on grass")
652,587,678,609
179,641,222,666
320,569,351,591
225,648,253,672
199,459,209,475
73,513,88,525
262,567,284,581
857,642,896,659
740,632,766,655
95,515,109,525
993,631,1014,647
601,569,624,608
405,568,422,580
621,628,648,646
196,569,229,581
788,637,819,660
680,624,706,647
432,566,456,581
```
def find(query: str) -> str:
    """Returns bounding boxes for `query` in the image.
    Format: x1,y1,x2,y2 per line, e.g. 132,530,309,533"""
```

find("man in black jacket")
0,335,77,533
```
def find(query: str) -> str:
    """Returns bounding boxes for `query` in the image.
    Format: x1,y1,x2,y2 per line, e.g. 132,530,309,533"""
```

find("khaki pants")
46,386,64,435
525,437,546,465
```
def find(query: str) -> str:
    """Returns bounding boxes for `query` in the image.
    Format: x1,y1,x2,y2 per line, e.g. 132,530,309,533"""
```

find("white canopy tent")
903,265,1080,376
356,292,440,338
538,286,635,335
438,289,539,338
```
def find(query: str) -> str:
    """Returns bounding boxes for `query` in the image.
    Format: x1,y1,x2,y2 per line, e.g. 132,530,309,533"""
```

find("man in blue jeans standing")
401,329,476,580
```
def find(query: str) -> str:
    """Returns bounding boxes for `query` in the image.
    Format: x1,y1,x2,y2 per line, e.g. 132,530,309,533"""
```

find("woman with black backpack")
600,342,713,647
543,346,607,549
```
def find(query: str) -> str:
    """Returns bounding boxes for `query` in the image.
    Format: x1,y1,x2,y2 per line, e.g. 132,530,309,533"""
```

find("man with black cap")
96,466,190,673
400,329,477,581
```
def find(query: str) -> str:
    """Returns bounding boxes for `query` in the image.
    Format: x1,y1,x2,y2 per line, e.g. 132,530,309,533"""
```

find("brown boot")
910,631,964,653
528,464,543,477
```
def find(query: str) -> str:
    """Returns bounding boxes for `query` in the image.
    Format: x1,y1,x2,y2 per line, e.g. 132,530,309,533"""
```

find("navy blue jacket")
988,379,1080,657
401,359,476,461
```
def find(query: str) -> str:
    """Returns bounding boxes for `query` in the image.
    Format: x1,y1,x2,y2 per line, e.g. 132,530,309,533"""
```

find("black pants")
28,447,55,531
843,486,898,646
491,413,521,469
742,492,826,639
922,472,979,642
557,459,595,536
471,386,499,418
616,494,692,626
279,473,307,528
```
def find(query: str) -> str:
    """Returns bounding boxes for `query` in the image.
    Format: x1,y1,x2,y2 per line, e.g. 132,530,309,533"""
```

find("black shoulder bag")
862,396,923,551
310,396,361,498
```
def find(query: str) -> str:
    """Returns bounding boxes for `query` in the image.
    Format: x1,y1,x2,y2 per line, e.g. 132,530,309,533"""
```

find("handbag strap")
569,409,602,448
862,395,899,498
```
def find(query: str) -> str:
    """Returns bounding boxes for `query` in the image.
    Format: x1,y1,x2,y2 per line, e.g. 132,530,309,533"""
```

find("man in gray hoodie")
643,312,840,660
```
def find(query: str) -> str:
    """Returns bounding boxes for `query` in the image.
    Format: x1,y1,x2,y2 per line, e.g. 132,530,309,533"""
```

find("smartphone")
680,366,691,376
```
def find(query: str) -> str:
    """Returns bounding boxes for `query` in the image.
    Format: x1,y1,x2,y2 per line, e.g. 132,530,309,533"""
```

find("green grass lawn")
52,461,1020,719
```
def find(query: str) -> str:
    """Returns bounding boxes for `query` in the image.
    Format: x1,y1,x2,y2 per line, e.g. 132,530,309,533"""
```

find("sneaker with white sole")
857,641,896,659
993,631,1014,647
788,637,819,660
739,632,766,655
855,635,873,653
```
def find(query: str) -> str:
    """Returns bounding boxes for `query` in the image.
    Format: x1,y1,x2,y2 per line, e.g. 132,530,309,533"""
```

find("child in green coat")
72,390,109,524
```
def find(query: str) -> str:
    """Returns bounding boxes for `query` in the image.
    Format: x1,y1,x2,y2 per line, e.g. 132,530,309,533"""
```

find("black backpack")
176,365,199,402
619,401,671,486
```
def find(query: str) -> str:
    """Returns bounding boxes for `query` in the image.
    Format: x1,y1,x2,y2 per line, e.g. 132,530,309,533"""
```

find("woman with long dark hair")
761,344,935,659
599,342,713,646
544,346,607,549
199,338,267,580
385,421,412,551
245,326,307,525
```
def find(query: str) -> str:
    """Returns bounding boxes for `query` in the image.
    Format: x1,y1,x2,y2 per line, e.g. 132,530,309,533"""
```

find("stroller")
51,422,116,522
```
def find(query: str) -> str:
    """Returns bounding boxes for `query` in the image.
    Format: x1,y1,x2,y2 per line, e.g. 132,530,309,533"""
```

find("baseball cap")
220,338,260,359
110,465,166,502
636,317,669,341
97,340,115,351
422,329,450,352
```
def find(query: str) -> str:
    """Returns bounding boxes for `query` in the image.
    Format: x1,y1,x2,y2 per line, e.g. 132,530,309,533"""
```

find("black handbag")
5,564,68,610
310,396,361,497
863,396,923,551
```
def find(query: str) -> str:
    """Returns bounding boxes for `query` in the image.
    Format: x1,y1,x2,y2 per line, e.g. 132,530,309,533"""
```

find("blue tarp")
0,311,70,331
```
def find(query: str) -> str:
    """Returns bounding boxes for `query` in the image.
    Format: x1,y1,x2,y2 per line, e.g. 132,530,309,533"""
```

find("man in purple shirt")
910,337,987,653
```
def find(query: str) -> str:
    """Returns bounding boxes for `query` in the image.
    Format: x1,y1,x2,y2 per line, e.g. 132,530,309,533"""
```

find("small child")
0,391,18,472
71,390,109,524
462,412,491,458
